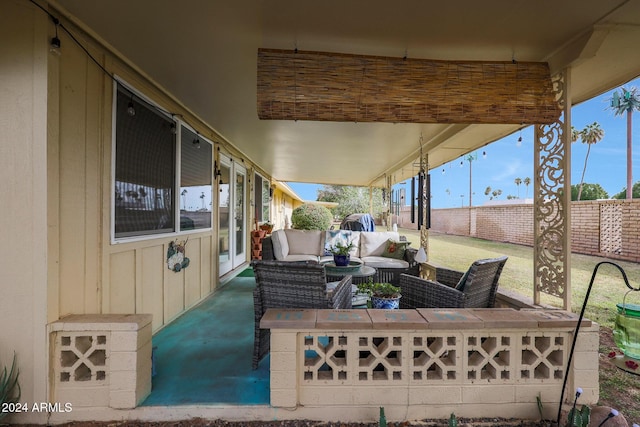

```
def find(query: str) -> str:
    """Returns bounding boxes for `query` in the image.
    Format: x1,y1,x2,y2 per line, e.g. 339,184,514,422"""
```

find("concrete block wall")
399,199,640,263
49,314,153,410
474,205,534,245
264,308,599,421
429,208,470,236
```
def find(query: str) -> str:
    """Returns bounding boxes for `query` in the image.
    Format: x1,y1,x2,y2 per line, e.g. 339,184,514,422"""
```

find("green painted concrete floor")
142,269,270,406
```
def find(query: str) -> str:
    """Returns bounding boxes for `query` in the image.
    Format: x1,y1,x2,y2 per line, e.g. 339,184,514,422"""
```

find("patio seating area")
137,258,598,422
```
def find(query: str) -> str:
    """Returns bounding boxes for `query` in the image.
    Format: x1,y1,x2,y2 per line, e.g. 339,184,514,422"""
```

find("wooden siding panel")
140,246,164,331
184,238,202,309
109,251,136,313
58,43,89,316
164,256,185,323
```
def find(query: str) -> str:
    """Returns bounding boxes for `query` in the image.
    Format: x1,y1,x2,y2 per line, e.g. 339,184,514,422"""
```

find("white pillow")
284,229,324,255
359,231,400,257
271,230,289,260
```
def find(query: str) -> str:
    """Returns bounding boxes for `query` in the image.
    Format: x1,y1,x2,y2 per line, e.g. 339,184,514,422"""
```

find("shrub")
0,353,20,421
291,203,333,230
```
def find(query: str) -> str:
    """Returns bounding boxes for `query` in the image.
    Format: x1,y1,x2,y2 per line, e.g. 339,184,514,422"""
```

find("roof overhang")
54,0,640,188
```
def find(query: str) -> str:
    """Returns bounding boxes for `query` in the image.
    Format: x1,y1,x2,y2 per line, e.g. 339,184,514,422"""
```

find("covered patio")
3,0,640,424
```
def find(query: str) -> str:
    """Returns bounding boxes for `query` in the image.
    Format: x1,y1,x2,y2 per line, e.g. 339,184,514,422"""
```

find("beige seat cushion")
359,231,401,257
284,229,324,255
361,256,409,269
282,254,320,262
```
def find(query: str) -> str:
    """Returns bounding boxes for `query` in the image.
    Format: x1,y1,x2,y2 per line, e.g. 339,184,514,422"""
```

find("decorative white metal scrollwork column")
420,153,429,265
534,68,572,309
386,175,393,231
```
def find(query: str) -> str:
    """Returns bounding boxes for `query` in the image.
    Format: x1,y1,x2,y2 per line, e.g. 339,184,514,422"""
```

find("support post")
534,68,572,310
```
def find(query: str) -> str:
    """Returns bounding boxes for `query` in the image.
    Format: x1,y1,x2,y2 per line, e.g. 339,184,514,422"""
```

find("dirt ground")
18,327,637,427
24,420,550,427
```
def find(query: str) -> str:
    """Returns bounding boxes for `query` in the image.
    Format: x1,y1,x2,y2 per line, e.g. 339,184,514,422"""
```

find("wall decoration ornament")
167,239,190,272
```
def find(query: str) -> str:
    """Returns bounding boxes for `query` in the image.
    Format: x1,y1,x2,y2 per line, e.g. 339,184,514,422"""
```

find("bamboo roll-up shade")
257,49,560,124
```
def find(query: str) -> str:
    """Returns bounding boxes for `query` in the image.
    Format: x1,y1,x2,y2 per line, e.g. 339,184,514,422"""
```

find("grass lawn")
400,229,640,329
400,228,640,421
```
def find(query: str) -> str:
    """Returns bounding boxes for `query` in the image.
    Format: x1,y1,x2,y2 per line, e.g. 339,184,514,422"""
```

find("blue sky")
288,76,640,209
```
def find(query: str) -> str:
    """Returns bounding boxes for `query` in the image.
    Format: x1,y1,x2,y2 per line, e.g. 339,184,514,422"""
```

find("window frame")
254,172,271,223
111,79,213,243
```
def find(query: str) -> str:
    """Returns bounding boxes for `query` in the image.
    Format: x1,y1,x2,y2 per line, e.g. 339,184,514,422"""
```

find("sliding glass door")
218,155,246,276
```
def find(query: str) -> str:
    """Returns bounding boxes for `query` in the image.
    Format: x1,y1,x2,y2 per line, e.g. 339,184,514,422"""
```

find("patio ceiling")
55,0,640,188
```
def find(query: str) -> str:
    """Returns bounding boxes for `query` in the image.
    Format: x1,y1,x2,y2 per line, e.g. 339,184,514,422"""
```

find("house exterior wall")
1,0,50,409
47,16,224,332
272,189,304,230
1,2,262,421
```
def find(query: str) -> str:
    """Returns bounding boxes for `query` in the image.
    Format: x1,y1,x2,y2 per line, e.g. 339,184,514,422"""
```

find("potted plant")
259,222,273,233
356,281,401,309
329,240,355,266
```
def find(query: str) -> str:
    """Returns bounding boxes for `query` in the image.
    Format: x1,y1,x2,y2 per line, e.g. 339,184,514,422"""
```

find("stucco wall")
399,199,640,263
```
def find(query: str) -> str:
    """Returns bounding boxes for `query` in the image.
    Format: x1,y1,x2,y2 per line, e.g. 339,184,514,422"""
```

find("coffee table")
322,260,376,308
322,260,376,285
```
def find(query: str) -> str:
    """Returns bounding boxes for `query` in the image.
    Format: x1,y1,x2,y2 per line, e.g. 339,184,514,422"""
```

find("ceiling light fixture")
50,18,61,55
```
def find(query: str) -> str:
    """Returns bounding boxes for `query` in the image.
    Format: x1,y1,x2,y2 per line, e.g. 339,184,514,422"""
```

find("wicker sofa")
261,229,419,285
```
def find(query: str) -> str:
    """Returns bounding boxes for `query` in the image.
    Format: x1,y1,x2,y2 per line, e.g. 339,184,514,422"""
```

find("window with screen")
254,173,271,222
114,85,175,238
180,127,212,230
114,83,213,239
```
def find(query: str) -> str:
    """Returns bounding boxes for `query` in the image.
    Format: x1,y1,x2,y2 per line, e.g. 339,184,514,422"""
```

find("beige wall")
1,0,50,407
46,16,226,332
271,188,303,230
1,1,263,415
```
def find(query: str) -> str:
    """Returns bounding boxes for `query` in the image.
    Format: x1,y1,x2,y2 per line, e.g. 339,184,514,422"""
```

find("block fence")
262,307,598,422
396,199,640,263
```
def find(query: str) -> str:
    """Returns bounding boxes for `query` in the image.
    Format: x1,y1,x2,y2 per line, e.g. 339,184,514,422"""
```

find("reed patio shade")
257,49,560,125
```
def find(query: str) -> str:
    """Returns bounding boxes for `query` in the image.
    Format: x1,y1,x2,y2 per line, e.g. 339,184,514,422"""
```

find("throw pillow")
381,239,409,259
324,230,357,256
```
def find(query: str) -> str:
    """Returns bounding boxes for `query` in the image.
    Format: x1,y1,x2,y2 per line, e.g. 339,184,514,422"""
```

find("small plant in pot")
329,240,355,266
356,281,401,309
258,222,273,233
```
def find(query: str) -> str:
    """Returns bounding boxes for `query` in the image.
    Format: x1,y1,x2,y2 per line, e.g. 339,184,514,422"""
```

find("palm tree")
523,177,531,198
573,122,604,201
609,87,640,199
514,177,522,198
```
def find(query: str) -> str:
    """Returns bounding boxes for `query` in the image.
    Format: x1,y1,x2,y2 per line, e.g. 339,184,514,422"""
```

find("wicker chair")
251,260,352,369
399,256,508,309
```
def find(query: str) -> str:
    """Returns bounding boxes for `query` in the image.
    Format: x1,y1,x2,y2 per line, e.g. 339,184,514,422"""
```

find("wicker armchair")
251,260,352,369
399,256,508,309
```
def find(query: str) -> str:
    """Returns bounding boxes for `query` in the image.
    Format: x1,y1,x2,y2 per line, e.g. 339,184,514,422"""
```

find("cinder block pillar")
49,314,153,409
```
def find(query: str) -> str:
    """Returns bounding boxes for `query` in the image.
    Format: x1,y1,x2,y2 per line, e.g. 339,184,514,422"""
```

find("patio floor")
141,268,270,406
